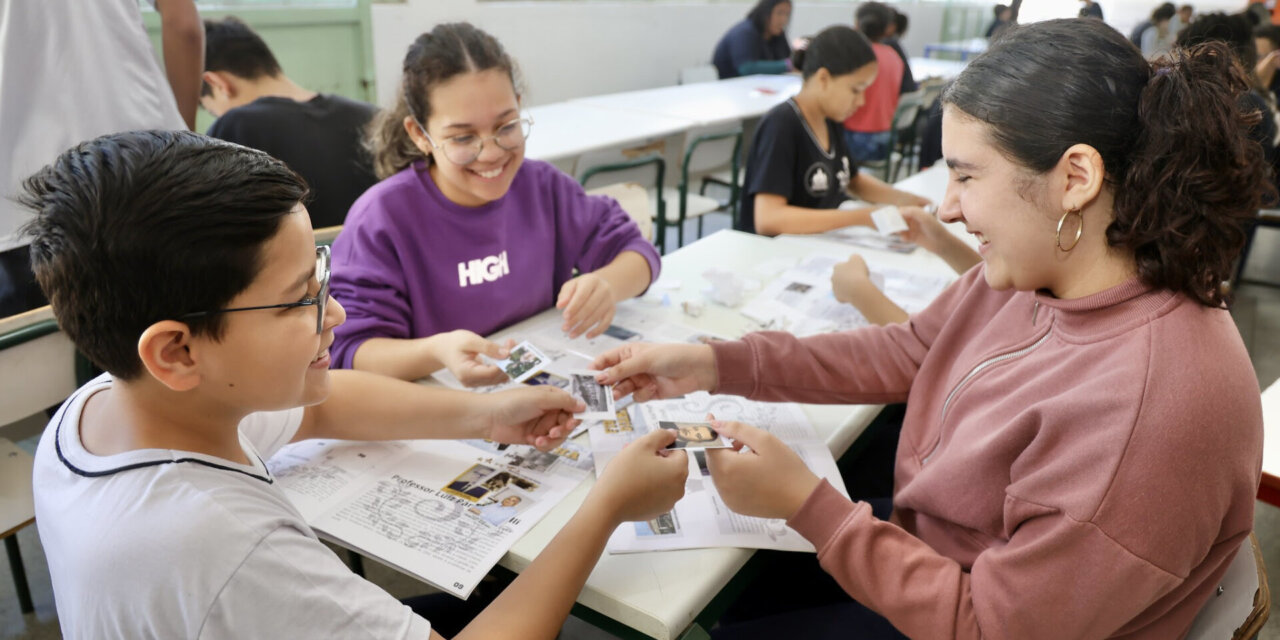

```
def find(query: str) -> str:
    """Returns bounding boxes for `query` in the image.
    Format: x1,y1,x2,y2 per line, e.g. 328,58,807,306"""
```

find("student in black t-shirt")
200,17,378,229
737,25,930,236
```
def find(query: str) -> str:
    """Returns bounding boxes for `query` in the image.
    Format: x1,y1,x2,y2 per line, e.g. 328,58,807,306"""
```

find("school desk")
922,37,989,61
908,56,968,82
489,228,962,640
570,74,801,128
523,102,692,177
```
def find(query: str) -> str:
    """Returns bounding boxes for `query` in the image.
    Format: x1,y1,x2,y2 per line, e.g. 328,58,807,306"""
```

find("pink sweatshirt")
710,266,1262,639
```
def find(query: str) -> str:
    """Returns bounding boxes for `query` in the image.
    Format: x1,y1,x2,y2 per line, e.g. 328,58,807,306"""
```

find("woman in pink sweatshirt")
595,18,1269,640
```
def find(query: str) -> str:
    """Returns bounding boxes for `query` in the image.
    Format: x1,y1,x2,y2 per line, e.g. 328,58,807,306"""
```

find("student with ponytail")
596,18,1268,639
330,23,659,383
736,25,930,236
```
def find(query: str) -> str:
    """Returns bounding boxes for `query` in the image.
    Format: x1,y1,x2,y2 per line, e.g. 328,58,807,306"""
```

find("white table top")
909,56,967,82
572,74,802,128
1262,379,1280,483
523,102,692,164
923,37,988,59
498,228,962,639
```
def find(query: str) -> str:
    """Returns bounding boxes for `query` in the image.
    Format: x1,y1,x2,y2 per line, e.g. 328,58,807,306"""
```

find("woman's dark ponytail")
1111,43,1270,306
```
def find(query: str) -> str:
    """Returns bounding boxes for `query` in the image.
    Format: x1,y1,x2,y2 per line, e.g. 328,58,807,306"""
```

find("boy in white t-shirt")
21,130,688,640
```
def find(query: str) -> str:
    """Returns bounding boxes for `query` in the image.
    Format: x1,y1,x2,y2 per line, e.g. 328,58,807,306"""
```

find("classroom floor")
2,224,1280,639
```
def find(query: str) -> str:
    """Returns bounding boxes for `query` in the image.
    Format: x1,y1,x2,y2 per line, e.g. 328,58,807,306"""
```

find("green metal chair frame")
580,155,668,252
680,131,743,248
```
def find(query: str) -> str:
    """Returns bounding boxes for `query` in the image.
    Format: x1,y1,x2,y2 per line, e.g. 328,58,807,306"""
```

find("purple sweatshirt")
330,159,660,369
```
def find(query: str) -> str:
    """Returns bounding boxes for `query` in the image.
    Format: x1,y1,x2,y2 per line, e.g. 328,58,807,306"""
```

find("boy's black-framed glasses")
181,245,331,334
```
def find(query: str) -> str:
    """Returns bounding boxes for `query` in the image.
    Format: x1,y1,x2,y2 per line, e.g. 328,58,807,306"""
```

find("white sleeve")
237,408,305,460
199,524,432,639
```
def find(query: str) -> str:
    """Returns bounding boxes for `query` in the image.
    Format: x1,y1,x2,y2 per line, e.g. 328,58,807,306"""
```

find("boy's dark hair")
747,0,790,35
202,16,283,97
19,130,309,379
945,18,1270,308
368,22,521,179
1152,4,1177,23
855,2,895,41
894,10,909,36
791,25,876,80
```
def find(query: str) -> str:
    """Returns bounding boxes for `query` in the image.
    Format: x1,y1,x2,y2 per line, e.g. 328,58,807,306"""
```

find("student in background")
987,4,1014,38
1255,24,1280,103
596,18,1267,639
830,209,980,325
331,23,659,384
1140,4,1179,58
201,17,378,230
736,26,929,237
23,130,688,639
1177,12,1279,191
883,8,918,94
0,0,202,317
845,2,904,164
712,0,793,79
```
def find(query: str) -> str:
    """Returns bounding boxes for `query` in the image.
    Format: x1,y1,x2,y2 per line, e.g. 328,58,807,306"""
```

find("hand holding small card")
871,206,909,236
485,341,550,383
567,370,616,420
658,421,734,450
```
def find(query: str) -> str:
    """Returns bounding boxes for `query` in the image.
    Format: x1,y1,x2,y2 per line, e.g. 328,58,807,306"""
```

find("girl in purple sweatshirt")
596,19,1268,640
330,23,659,383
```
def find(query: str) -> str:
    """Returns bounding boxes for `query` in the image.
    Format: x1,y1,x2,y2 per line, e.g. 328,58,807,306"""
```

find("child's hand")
483,385,585,451
593,342,718,402
831,254,877,304
433,330,514,387
588,429,688,523
705,420,822,520
556,273,616,339
898,205,949,254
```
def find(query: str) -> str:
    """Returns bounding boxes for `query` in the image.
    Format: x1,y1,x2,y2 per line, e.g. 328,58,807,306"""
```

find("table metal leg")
5,535,33,613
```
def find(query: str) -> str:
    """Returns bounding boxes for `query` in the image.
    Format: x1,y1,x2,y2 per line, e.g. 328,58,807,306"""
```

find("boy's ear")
201,71,235,99
137,321,202,392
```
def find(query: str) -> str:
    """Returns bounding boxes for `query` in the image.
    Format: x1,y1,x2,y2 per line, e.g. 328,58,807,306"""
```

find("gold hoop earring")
1056,208,1083,252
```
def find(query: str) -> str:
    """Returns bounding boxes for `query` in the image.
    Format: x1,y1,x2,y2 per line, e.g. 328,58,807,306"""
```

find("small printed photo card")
657,421,734,450
487,341,550,383
871,206,909,237
567,370,616,421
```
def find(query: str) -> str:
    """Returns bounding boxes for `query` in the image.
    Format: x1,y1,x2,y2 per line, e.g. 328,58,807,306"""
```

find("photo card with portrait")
486,340,550,383
567,369,616,420
658,421,733,450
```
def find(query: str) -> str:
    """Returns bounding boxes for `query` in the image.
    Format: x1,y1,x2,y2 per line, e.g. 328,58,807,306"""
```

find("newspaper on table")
589,392,849,553
739,255,953,336
267,437,593,599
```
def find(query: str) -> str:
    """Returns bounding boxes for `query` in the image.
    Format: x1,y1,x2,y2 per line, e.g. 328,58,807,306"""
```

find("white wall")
369,1,957,108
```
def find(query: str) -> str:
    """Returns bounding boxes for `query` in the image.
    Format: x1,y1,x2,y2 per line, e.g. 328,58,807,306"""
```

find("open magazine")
267,437,593,599
589,392,849,553
740,255,953,335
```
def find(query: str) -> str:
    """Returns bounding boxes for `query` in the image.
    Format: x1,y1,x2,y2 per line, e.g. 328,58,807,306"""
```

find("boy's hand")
593,343,717,402
588,429,688,523
705,420,822,520
433,330,514,387
483,386,584,451
556,273,617,339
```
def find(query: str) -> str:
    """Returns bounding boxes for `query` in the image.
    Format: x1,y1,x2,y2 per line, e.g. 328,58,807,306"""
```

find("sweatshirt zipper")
921,329,1052,466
